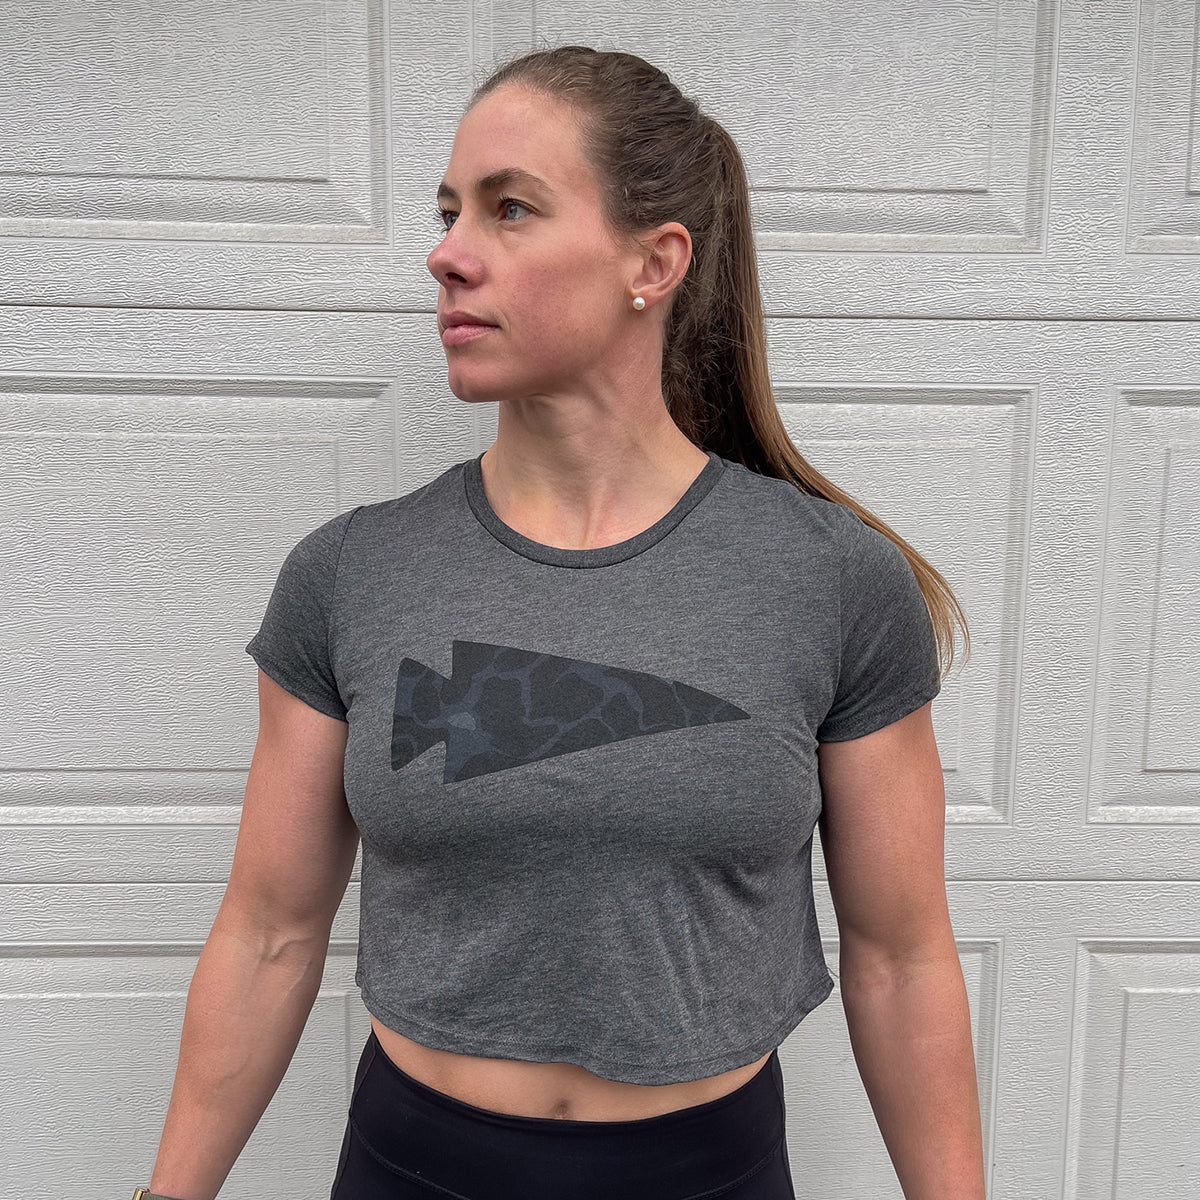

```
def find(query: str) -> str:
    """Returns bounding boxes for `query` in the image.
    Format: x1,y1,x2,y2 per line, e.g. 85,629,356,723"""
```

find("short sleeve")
245,508,360,721
816,514,941,742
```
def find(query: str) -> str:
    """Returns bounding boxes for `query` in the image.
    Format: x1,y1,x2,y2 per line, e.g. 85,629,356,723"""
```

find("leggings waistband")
345,1031,787,1199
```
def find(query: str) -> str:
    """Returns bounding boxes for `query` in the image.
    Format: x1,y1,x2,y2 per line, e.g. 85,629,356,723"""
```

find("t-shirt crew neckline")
463,450,727,568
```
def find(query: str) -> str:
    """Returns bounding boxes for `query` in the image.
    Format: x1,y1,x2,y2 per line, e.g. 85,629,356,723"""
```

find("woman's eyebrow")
437,167,555,203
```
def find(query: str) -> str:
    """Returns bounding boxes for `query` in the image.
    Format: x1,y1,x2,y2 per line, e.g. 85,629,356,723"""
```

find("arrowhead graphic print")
392,640,751,782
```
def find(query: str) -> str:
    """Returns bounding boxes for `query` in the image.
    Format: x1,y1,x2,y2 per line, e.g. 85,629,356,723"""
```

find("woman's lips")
441,322,497,346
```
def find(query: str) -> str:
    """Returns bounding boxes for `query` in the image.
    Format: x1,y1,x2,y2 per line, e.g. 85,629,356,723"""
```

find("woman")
138,46,984,1200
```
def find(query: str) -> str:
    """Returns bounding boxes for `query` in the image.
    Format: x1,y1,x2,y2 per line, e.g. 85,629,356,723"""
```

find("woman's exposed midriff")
369,1017,774,1122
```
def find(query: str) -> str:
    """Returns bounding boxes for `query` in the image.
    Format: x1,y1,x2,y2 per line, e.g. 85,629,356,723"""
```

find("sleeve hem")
816,681,939,744
247,649,348,722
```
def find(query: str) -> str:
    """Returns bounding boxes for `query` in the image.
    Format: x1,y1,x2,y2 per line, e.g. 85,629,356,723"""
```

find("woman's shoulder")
288,459,471,555
354,458,470,528
714,457,873,549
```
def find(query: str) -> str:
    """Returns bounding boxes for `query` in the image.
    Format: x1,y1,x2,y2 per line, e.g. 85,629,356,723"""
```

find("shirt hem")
357,972,835,1085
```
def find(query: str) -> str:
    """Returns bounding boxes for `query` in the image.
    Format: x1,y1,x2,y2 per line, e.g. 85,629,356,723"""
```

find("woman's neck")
478,395,710,551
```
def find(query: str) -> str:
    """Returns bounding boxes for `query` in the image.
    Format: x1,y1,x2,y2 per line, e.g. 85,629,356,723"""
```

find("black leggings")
330,1032,797,1199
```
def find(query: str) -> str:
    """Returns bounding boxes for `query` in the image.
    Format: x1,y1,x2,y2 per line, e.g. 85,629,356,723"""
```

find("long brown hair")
473,47,969,675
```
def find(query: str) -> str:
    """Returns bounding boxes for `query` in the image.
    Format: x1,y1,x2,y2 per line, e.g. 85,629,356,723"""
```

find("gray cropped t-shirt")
246,452,940,1084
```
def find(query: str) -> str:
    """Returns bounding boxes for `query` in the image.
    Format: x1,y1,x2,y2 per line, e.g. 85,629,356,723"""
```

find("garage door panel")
767,318,1200,877
0,0,386,243
1,375,393,773
0,0,460,306
1090,388,1200,820
1128,0,1200,252
1065,943,1200,1200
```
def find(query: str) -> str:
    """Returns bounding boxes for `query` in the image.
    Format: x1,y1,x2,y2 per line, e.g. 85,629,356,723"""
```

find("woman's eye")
436,207,458,231
500,198,530,221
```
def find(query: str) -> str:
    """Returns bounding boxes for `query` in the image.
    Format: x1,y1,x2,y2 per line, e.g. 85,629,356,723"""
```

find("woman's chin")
451,387,503,405
447,373,515,405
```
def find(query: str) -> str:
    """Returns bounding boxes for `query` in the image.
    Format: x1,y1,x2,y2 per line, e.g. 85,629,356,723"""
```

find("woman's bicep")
816,702,951,962
221,669,359,933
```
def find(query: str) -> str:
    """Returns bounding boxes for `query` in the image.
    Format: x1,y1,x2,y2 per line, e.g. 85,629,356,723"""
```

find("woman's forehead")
446,85,595,192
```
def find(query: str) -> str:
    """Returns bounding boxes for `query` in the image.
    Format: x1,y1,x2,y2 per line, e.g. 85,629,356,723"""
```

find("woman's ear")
629,222,692,311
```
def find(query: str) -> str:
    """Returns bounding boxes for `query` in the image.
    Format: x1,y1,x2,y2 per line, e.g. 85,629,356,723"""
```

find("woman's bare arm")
817,703,985,1200
146,671,360,1200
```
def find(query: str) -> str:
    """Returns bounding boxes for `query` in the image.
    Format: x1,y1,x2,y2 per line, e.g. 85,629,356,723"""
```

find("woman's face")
426,84,642,404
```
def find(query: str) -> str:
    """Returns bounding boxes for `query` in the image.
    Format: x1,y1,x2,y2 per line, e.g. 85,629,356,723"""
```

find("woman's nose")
426,226,477,289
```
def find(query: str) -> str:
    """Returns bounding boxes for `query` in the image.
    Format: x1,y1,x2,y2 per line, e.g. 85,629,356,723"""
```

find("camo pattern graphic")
392,640,750,782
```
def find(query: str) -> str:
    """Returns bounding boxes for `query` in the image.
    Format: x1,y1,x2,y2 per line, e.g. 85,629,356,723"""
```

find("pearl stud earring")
632,296,646,311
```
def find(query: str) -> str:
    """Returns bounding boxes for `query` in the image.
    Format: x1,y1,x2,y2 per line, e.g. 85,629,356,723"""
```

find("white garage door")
3,2,1197,1198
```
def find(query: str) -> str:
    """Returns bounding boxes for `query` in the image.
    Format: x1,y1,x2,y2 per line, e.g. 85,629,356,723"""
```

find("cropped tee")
245,452,940,1084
